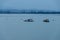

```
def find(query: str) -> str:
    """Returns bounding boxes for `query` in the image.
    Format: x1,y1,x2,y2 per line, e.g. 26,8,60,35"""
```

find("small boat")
43,18,49,22
24,19,34,22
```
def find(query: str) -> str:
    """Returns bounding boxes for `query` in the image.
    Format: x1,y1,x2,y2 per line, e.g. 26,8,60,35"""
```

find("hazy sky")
0,0,60,11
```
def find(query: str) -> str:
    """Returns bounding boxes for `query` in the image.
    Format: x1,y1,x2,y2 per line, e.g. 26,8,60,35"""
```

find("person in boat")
43,18,49,22
24,19,34,22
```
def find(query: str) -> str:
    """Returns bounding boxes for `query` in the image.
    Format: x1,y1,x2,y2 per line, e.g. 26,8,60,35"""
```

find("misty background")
0,0,60,11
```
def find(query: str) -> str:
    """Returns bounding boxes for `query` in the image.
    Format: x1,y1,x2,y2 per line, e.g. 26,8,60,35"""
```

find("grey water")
0,13,60,40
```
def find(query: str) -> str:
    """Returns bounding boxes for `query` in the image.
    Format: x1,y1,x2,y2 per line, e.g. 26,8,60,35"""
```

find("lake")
0,14,60,40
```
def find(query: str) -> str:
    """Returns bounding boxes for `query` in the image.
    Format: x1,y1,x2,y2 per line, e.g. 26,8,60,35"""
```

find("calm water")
0,14,60,40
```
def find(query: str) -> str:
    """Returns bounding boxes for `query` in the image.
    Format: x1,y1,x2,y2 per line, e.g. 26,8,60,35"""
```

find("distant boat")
43,19,49,22
24,19,34,22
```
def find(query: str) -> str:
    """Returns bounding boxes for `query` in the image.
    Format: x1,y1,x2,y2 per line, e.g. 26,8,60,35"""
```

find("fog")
0,0,60,11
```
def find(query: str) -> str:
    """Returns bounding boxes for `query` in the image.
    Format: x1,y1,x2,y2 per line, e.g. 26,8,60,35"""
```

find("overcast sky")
0,0,60,11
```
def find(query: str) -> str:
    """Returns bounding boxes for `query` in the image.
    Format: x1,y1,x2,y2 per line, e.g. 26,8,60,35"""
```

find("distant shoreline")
0,9,60,14
0,12,60,14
